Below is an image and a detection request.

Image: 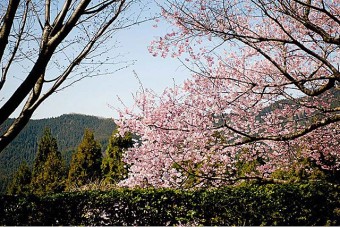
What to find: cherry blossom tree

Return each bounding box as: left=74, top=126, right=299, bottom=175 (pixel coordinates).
left=118, top=0, right=340, bottom=188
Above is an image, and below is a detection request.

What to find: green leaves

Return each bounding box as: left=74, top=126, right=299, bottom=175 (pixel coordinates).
left=30, top=128, right=66, bottom=195
left=67, top=129, right=102, bottom=190
left=1, top=183, right=340, bottom=225
left=101, top=129, right=133, bottom=184
left=6, top=161, right=32, bottom=195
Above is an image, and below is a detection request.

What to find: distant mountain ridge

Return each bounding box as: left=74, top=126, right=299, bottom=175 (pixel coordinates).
left=0, top=114, right=117, bottom=193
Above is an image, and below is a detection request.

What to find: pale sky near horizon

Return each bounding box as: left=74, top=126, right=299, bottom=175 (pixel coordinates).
left=7, top=1, right=190, bottom=120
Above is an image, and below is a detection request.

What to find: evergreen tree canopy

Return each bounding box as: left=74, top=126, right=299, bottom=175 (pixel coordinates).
left=67, top=129, right=102, bottom=189
left=31, top=128, right=66, bottom=195
left=32, top=128, right=58, bottom=173
left=0, top=114, right=116, bottom=194
left=102, top=129, right=134, bottom=184
left=6, top=161, right=31, bottom=195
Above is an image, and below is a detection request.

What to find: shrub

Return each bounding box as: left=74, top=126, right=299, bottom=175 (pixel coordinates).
left=1, top=183, right=339, bottom=225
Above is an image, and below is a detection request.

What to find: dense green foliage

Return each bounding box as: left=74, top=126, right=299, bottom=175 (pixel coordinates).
left=0, top=183, right=339, bottom=225
left=6, top=162, right=32, bottom=195
left=6, top=127, right=129, bottom=195
left=31, top=129, right=65, bottom=194
left=67, top=129, right=102, bottom=189
left=30, top=129, right=66, bottom=195
left=102, top=129, right=133, bottom=184
left=0, top=114, right=116, bottom=193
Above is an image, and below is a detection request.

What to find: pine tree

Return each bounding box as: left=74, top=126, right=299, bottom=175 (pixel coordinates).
left=31, top=128, right=66, bottom=195
left=101, top=129, right=133, bottom=184
left=67, top=129, right=102, bottom=189
left=32, top=128, right=58, bottom=172
left=7, top=161, right=32, bottom=195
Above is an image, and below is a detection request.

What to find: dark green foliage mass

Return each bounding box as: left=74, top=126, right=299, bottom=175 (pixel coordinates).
left=0, top=114, right=116, bottom=194
left=102, top=129, right=133, bottom=184
left=6, top=161, right=32, bottom=195
left=32, top=128, right=58, bottom=173
left=0, top=183, right=339, bottom=226
left=67, top=129, right=102, bottom=189
left=30, top=129, right=66, bottom=195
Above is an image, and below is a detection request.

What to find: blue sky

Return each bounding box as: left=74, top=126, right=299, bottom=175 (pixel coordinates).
left=8, top=2, right=190, bottom=120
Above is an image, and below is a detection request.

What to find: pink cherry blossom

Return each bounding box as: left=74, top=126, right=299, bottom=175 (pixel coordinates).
left=118, top=0, right=340, bottom=188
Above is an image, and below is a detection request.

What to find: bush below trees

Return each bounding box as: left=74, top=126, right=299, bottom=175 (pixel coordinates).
left=1, top=183, right=339, bottom=226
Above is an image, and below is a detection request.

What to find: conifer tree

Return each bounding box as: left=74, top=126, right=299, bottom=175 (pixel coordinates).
left=7, top=161, right=32, bottom=195
left=101, top=129, right=133, bottom=184
left=32, top=128, right=58, bottom=172
left=31, top=128, right=66, bottom=195
left=67, top=129, right=102, bottom=189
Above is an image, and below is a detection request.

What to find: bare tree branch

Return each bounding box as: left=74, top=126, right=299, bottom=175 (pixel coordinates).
left=0, top=0, right=143, bottom=152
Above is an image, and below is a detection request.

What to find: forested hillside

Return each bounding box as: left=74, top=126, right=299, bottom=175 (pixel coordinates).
left=0, top=114, right=116, bottom=193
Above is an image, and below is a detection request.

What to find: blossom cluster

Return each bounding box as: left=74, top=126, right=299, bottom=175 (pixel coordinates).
left=117, top=0, right=340, bottom=187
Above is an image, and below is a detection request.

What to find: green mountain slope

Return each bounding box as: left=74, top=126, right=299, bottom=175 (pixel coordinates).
left=0, top=114, right=117, bottom=194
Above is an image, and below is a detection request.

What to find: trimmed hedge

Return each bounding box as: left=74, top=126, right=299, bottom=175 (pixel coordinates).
left=1, top=183, right=340, bottom=225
